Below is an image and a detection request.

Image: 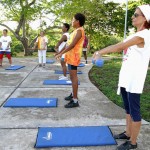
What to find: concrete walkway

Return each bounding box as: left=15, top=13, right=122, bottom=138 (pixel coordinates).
left=0, top=57, right=149, bottom=150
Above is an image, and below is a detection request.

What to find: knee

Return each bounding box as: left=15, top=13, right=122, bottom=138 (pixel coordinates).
left=130, top=111, right=141, bottom=122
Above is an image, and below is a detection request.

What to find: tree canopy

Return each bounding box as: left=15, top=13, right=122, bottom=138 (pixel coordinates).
left=0, top=0, right=149, bottom=55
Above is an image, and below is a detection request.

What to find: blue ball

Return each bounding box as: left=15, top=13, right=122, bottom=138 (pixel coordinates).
left=92, top=59, right=95, bottom=64
left=95, top=59, right=104, bottom=67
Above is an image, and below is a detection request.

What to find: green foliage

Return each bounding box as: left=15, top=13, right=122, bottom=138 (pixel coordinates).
left=1, top=0, right=149, bottom=55
left=89, top=58, right=150, bottom=122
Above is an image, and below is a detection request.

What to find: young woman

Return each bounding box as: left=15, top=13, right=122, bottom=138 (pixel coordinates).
left=55, top=13, right=85, bottom=108
left=54, top=23, right=70, bottom=80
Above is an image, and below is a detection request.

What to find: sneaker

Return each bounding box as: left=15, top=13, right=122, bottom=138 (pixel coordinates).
left=64, top=100, right=79, bottom=108
left=116, top=141, right=137, bottom=150
left=59, top=75, right=65, bottom=79
left=59, top=76, right=68, bottom=80
left=114, top=131, right=130, bottom=140
left=43, top=64, right=46, bottom=68
left=39, top=64, right=42, bottom=67
left=64, top=93, right=73, bottom=101
left=10, top=64, right=14, bottom=67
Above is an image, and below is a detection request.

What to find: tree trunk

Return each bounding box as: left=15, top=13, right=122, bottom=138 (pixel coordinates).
left=21, top=37, right=31, bottom=56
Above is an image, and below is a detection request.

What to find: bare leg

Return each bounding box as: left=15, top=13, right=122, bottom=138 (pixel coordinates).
left=125, top=114, right=132, bottom=137
left=69, top=69, right=78, bottom=99
left=8, top=58, right=12, bottom=65
left=0, top=59, right=2, bottom=66
left=130, top=121, right=141, bottom=145
left=83, top=51, right=87, bottom=61
left=61, top=61, right=67, bottom=77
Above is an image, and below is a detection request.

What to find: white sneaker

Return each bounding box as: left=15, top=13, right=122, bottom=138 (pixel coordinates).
left=59, top=75, right=65, bottom=79
left=59, top=76, right=68, bottom=80
left=10, top=64, right=14, bottom=67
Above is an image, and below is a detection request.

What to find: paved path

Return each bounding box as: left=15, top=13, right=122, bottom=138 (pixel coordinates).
left=0, top=58, right=149, bottom=150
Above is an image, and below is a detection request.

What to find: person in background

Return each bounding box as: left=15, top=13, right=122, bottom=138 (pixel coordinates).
left=55, top=13, right=85, bottom=108
left=34, top=31, right=48, bottom=67
left=82, top=33, right=89, bottom=64
left=93, top=4, right=150, bottom=150
left=54, top=23, right=70, bottom=80
left=0, top=29, right=13, bottom=67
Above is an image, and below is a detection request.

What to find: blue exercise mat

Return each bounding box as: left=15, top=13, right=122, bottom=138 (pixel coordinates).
left=3, top=98, right=57, bottom=107
left=46, top=60, right=55, bottom=64
left=55, top=70, right=83, bottom=74
left=78, top=63, right=85, bottom=67
left=35, top=126, right=117, bottom=148
left=43, top=80, right=80, bottom=85
left=5, top=65, right=25, bottom=70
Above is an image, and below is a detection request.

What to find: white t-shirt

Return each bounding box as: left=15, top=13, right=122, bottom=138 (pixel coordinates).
left=58, top=32, right=70, bottom=58
left=118, top=29, right=150, bottom=94
left=0, top=36, right=12, bottom=52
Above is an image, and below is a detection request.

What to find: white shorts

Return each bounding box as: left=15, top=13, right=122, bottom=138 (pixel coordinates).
left=82, top=48, right=87, bottom=51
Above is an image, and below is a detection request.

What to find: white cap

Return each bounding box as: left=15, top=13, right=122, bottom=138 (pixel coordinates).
left=138, top=5, right=150, bottom=22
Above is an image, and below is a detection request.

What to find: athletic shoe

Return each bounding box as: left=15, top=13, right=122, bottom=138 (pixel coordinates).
left=10, top=64, right=14, bottom=67
left=59, top=76, right=68, bottom=80
left=59, top=75, right=65, bottom=79
left=64, top=100, right=79, bottom=108
left=39, top=64, right=42, bottom=67
left=116, top=141, right=137, bottom=150
left=64, top=93, right=73, bottom=101
left=114, top=131, right=130, bottom=140
left=43, top=64, right=46, bottom=68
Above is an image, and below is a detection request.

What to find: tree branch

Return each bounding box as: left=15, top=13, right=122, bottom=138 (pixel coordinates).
left=29, top=0, right=36, bottom=6
left=29, top=35, right=38, bottom=47
left=15, top=14, right=24, bottom=35
left=0, top=23, right=21, bottom=40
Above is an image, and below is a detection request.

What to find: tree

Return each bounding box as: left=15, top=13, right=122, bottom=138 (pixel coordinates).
left=0, top=0, right=57, bottom=56
left=49, top=0, right=125, bottom=49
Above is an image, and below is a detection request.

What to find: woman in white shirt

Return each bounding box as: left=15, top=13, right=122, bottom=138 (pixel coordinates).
left=34, top=31, right=48, bottom=67
left=93, top=4, right=150, bottom=150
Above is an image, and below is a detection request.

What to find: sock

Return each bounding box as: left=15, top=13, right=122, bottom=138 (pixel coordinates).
left=73, top=99, right=78, bottom=103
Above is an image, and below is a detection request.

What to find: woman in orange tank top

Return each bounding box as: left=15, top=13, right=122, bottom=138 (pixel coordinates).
left=55, top=13, right=85, bottom=108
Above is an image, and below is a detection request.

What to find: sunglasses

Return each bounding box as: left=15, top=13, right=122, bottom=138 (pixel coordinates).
left=133, top=13, right=144, bottom=18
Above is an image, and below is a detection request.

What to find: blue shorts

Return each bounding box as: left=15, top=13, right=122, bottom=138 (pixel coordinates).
left=68, top=64, right=77, bottom=70
left=121, top=87, right=141, bottom=122
left=0, top=51, right=11, bottom=54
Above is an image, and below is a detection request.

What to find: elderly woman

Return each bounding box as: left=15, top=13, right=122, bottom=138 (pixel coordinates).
left=93, top=4, right=150, bottom=150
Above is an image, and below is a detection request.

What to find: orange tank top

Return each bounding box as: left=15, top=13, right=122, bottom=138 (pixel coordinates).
left=65, top=27, right=85, bottom=66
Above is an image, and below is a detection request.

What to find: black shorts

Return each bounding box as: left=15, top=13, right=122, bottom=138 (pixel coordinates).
left=68, top=64, right=77, bottom=70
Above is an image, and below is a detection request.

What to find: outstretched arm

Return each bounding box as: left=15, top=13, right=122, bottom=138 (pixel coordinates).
left=93, top=36, right=144, bottom=59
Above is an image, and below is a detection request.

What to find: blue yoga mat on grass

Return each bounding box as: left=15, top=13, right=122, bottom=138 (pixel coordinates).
left=46, top=60, right=55, bottom=64
left=35, top=126, right=117, bottom=148
left=5, top=65, right=25, bottom=70
left=78, top=63, right=85, bottom=67
left=43, top=80, right=80, bottom=85
left=55, top=70, right=83, bottom=74
left=3, top=98, right=57, bottom=107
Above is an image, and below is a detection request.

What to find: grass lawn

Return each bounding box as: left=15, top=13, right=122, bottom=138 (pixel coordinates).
left=89, top=58, right=150, bottom=122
